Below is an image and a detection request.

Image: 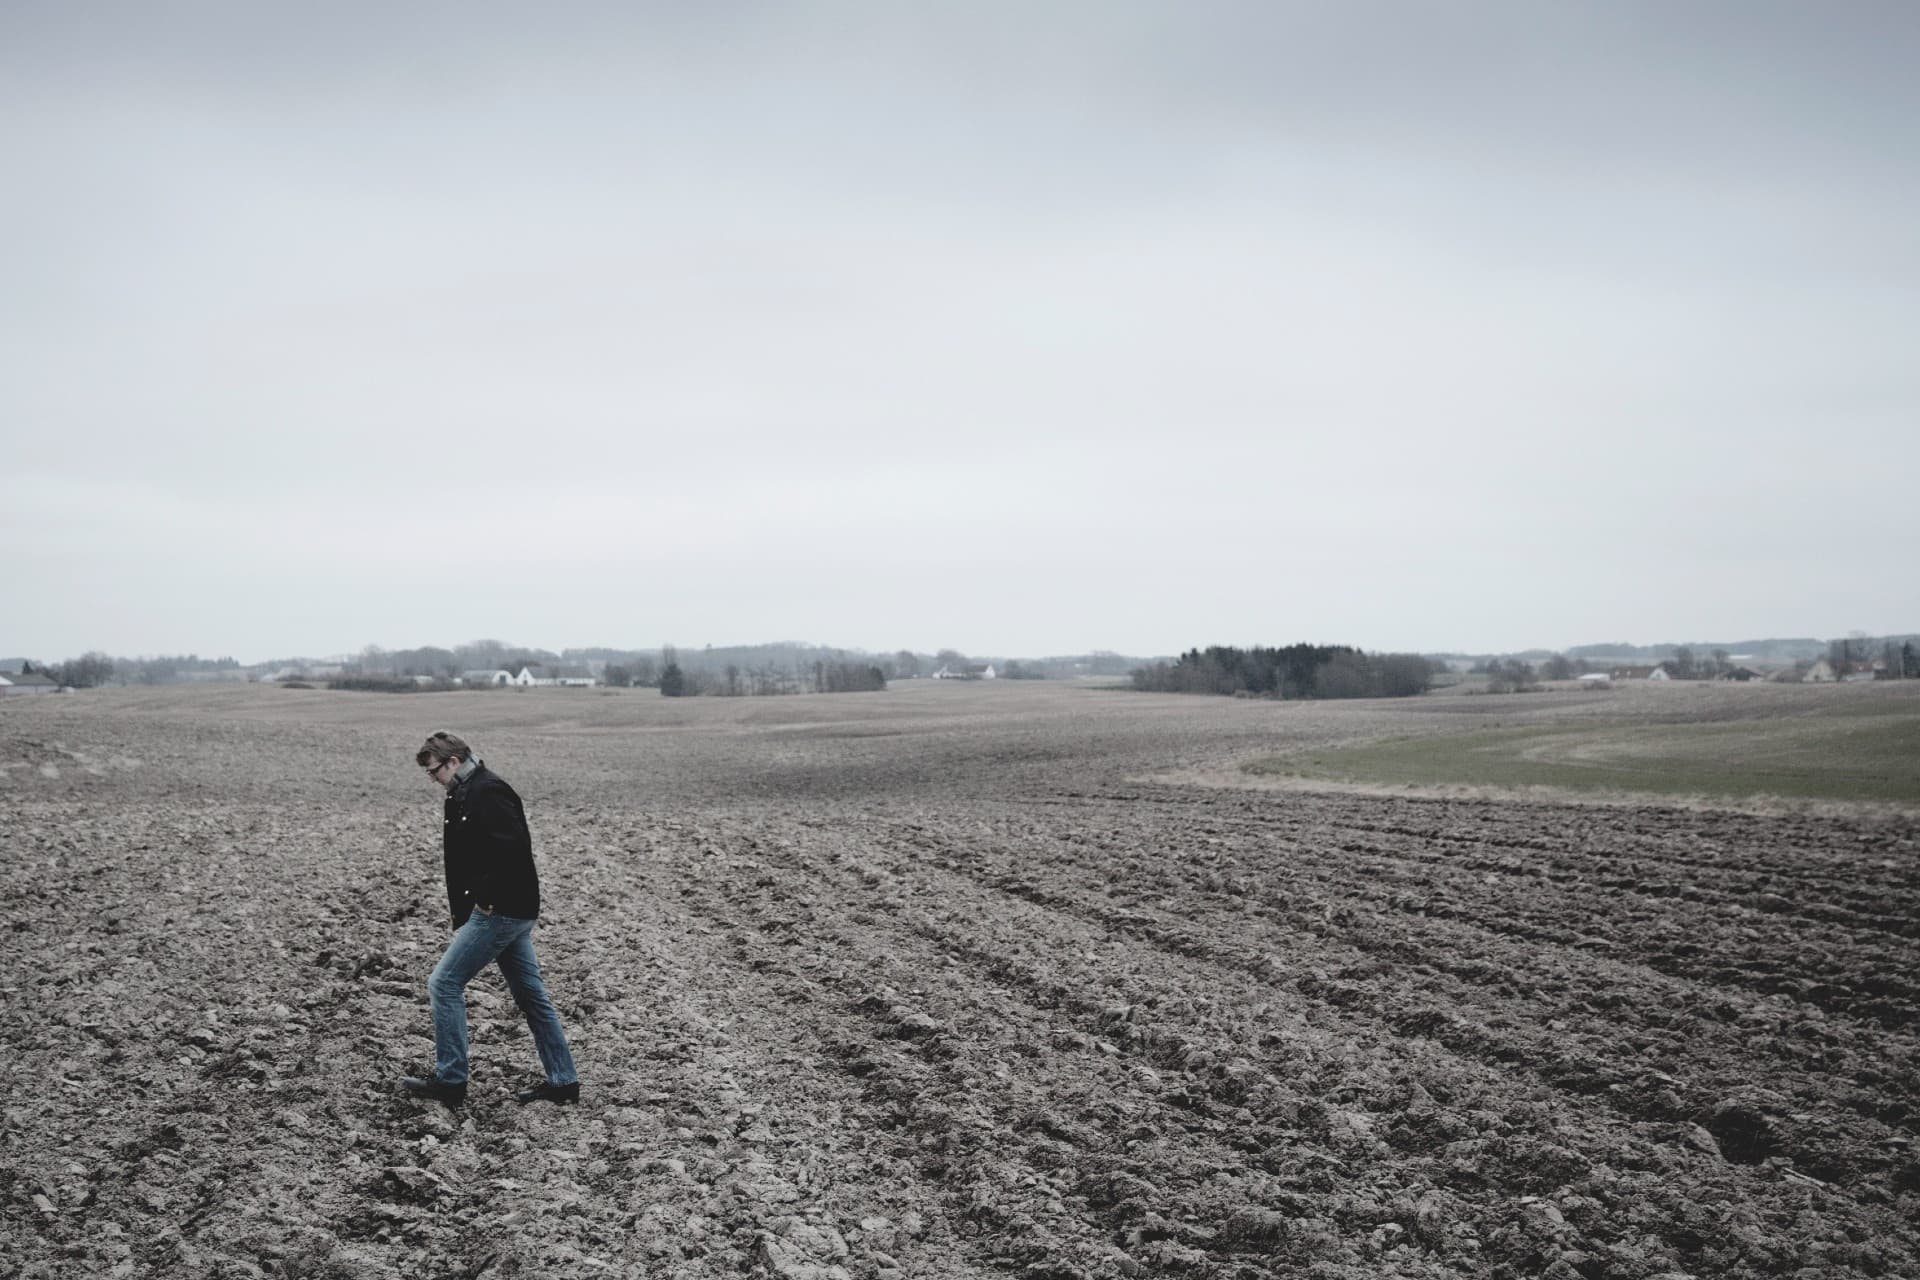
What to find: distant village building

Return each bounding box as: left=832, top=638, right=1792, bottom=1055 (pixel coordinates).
left=0, top=669, right=60, bottom=696
left=1646, top=666, right=1672, bottom=681
left=461, top=669, right=513, bottom=687
left=513, top=665, right=597, bottom=687
left=1576, top=672, right=1613, bottom=686
left=1609, top=665, right=1658, bottom=681
left=1718, top=666, right=1762, bottom=682
left=1805, top=659, right=1837, bottom=683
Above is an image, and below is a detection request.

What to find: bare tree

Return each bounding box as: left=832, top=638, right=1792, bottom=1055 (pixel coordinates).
left=1485, top=658, right=1538, bottom=694
left=57, top=651, right=116, bottom=688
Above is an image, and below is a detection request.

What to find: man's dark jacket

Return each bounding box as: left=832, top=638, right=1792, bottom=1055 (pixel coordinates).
left=443, top=763, right=541, bottom=926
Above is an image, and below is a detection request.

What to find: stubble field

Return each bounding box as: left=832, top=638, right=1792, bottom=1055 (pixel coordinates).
left=2, top=680, right=1916, bottom=1279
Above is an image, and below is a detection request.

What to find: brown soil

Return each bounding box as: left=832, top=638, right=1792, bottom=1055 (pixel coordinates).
left=2, top=682, right=1915, bottom=1278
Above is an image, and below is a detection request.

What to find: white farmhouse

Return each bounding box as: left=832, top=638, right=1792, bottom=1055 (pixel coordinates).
left=513, top=664, right=596, bottom=687
left=0, top=670, right=60, bottom=696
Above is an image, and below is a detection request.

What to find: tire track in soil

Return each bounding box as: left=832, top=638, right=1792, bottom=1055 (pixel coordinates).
left=879, top=817, right=1920, bottom=1280
left=1076, top=812, right=1920, bottom=1036
left=880, top=816, right=1920, bottom=1275
left=1051, top=786, right=1917, bottom=916
left=1307, top=822, right=1918, bottom=946
left=842, top=806, right=1920, bottom=1185
left=657, top=826, right=1171, bottom=1277
left=1016, top=805, right=1920, bottom=1143
left=1048, top=786, right=1920, bottom=948
left=1009, top=789, right=1920, bottom=1040
left=652, top=807, right=1918, bottom=1280
left=534, top=815, right=1019, bottom=1280
left=657, top=816, right=1498, bottom=1278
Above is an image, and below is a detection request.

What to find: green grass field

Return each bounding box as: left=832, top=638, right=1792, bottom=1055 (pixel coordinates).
left=1245, top=696, right=1920, bottom=805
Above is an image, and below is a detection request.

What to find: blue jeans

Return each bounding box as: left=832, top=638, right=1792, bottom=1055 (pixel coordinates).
left=428, top=911, right=578, bottom=1088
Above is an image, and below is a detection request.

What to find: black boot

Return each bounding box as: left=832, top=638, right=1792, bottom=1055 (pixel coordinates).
left=513, top=1080, right=581, bottom=1106
left=402, top=1074, right=467, bottom=1106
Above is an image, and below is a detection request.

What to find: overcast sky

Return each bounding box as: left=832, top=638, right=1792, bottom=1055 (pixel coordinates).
left=3, top=2, right=1914, bottom=662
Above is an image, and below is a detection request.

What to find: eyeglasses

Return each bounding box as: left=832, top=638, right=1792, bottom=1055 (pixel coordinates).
left=425, top=759, right=450, bottom=777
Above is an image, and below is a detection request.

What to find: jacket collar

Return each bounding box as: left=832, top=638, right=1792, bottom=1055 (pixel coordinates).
left=448, top=758, right=484, bottom=801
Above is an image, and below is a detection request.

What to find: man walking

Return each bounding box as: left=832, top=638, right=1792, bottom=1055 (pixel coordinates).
left=404, top=732, right=581, bottom=1107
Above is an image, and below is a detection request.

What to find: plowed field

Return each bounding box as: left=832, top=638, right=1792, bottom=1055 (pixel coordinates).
left=3, top=682, right=1916, bottom=1279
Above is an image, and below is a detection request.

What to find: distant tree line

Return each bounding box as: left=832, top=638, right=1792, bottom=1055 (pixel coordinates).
left=596, top=659, right=659, bottom=688
left=1482, top=658, right=1541, bottom=693
left=51, top=652, right=115, bottom=688
left=1478, top=646, right=1740, bottom=687
left=28, top=637, right=1174, bottom=691
left=815, top=661, right=887, bottom=693
left=1476, top=637, right=1920, bottom=687
left=1666, top=647, right=1733, bottom=680
left=652, top=647, right=885, bottom=697
left=31, top=652, right=240, bottom=688
left=1130, top=645, right=1436, bottom=699
left=1830, top=636, right=1920, bottom=679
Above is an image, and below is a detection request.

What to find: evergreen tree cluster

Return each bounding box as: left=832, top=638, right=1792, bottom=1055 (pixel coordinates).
left=1130, top=645, right=1435, bottom=700
left=814, top=661, right=887, bottom=693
